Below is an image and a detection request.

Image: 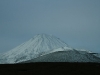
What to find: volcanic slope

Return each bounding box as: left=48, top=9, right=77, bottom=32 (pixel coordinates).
left=0, top=34, right=68, bottom=63
left=23, top=47, right=100, bottom=63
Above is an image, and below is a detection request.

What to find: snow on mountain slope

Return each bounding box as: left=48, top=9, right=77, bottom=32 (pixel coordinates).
left=39, top=47, right=73, bottom=56
left=23, top=49, right=100, bottom=63
left=0, top=34, right=100, bottom=64
left=0, top=34, right=69, bottom=63
left=75, top=49, right=92, bottom=53
left=93, top=53, right=100, bottom=58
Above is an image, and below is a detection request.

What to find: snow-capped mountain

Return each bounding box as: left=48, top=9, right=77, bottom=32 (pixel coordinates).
left=0, top=34, right=100, bottom=64
left=0, top=34, right=68, bottom=63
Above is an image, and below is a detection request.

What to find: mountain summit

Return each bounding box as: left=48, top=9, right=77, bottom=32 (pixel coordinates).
left=0, top=34, right=100, bottom=63
left=0, top=34, right=68, bottom=63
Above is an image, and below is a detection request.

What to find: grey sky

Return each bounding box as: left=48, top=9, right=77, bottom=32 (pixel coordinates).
left=0, top=0, right=100, bottom=53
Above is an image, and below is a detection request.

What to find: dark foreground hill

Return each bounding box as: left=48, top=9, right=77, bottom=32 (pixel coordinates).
left=23, top=50, right=100, bottom=63
left=0, top=62, right=100, bottom=75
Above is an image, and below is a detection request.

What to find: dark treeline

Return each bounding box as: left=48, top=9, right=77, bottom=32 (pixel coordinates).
left=0, top=62, right=100, bottom=75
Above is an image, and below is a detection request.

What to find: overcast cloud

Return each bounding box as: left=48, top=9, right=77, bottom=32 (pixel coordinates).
left=0, top=0, right=100, bottom=53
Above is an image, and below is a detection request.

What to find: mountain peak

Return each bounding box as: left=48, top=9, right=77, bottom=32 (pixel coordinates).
left=32, top=34, right=56, bottom=39
left=1, top=34, right=68, bottom=63
left=30, top=34, right=68, bottom=47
